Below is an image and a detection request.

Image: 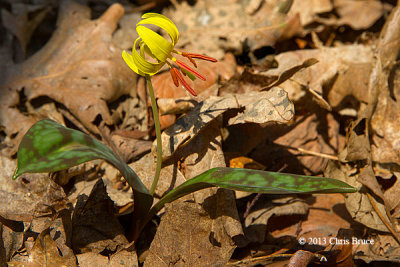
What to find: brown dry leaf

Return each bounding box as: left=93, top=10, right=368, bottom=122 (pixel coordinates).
left=324, top=161, right=389, bottom=233
left=0, top=1, right=134, bottom=151
left=0, top=152, right=69, bottom=224
left=76, top=252, right=109, bottom=266
left=327, top=62, right=371, bottom=109
left=111, top=134, right=151, bottom=163
left=157, top=97, right=197, bottom=116
left=71, top=179, right=128, bottom=254
left=354, top=234, right=400, bottom=263
left=109, top=249, right=139, bottom=267
left=322, top=229, right=355, bottom=266
left=249, top=113, right=342, bottom=174
left=129, top=153, right=187, bottom=198
left=297, top=194, right=352, bottom=241
left=144, top=201, right=236, bottom=267
left=8, top=228, right=76, bottom=267
left=383, top=173, right=400, bottom=213
left=77, top=249, right=139, bottom=267
left=157, top=87, right=294, bottom=160
left=244, top=196, right=308, bottom=244
left=329, top=0, right=385, bottom=30
left=325, top=5, right=400, bottom=244
left=262, top=58, right=319, bottom=90
left=288, top=0, right=333, bottom=26
left=1, top=4, right=50, bottom=57
left=0, top=218, right=24, bottom=265
left=370, top=90, right=400, bottom=166
left=165, top=0, right=302, bottom=59
left=259, top=45, right=374, bottom=107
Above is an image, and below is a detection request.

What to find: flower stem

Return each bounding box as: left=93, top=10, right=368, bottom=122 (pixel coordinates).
left=146, top=75, right=162, bottom=196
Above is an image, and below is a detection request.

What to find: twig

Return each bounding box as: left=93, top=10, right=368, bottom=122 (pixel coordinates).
left=276, top=143, right=340, bottom=161
left=366, top=192, right=400, bottom=245
left=227, top=253, right=293, bottom=266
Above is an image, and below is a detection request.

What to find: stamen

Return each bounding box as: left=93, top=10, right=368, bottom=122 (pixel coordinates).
left=175, top=60, right=206, bottom=81
left=182, top=52, right=197, bottom=68
left=182, top=52, right=217, bottom=63
left=172, top=68, right=197, bottom=96
left=169, top=68, right=179, bottom=87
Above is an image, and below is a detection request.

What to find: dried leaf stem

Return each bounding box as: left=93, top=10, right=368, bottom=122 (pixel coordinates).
left=366, top=193, right=400, bottom=245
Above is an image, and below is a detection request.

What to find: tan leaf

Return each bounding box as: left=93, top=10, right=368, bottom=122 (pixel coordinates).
left=144, top=201, right=236, bottom=267
left=0, top=2, right=134, bottom=151
left=156, top=88, right=294, bottom=160
left=8, top=229, right=76, bottom=267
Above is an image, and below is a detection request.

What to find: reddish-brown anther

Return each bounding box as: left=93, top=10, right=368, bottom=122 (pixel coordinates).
left=169, top=68, right=179, bottom=87
left=175, top=60, right=206, bottom=81
left=170, top=67, right=197, bottom=96
left=181, top=52, right=218, bottom=68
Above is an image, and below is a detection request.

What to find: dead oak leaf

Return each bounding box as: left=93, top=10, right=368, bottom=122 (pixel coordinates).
left=157, top=88, right=294, bottom=160
left=260, top=45, right=374, bottom=107
left=0, top=1, right=135, bottom=147
left=164, top=0, right=301, bottom=59
left=144, top=201, right=236, bottom=267
left=371, top=91, right=400, bottom=166
left=8, top=228, right=76, bottom=267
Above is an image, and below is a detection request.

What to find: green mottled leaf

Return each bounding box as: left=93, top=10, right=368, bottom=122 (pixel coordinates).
left=13, top=119, right=153, bottom=223
left=148, top=167, right=357, bottom=219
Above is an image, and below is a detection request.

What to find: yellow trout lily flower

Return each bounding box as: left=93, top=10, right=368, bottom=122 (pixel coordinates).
left=122, top=13, right=217, bottom=96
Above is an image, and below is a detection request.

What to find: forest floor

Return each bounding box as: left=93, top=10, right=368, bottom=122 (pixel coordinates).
left=1, top=0, right=400, bottom=266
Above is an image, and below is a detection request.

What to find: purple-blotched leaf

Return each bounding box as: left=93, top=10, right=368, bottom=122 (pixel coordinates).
left=147, top=167, right=357, bottom=222
left=13, top=119, right=153, bottom=223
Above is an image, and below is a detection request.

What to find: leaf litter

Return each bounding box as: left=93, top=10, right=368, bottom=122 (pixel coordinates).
left=1, top=0, right=400, bottom=265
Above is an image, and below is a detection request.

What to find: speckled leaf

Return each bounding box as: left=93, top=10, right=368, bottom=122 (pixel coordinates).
left=13, top=119, right=153, bottom=223
left=149, top=167, right=357, bottom=217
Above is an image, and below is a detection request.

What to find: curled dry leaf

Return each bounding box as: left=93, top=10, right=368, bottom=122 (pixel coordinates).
left=325, top=161, right=390, bottom=233
left=72, top=179, right=128, bottom=254
left=326, top=0, right=386, bottom=30
left=156, top=87, right=294, bottom=160
left=0, top=218, right=24, bottom=264
left=0, top=1, right=134, bottom=151
left=288, top=0, right=333, bottom=26
left=260, top=45, right=374, bottom=108
left=371, top=91, right=400, bottom=166
left=249, top=112, right=343, bottom=174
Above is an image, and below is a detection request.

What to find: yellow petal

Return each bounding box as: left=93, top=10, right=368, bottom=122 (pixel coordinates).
left=138, top=13, right=179, bottom=45
left=122, top=50, right=143, bottom=75
left=122, top=39, right=165, bottom=76
left=137, top=26, right=173, bottom=62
